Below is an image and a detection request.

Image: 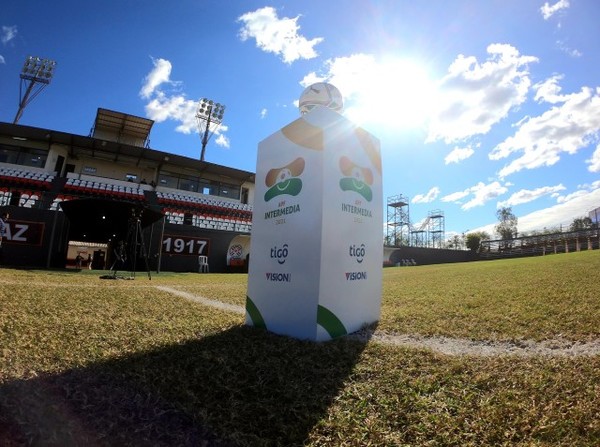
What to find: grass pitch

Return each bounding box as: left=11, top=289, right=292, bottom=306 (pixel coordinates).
left=1, top=251, right=599, bottom=446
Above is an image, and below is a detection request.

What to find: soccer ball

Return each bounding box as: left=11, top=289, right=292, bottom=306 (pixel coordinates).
left=298, top=82, right=344, bottom=115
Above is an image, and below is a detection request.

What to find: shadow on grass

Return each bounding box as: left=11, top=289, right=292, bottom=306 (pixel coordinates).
left=0, top=325, right=371, bottom=446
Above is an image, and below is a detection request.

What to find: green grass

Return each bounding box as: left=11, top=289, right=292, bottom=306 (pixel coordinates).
left=140, top=251, right=600, bottom=342
left=0, top=251, right=599, bottom=446
left=164, top=273, right=250, bottom=306
left=0, top=274, right=238, bottom=379
left=379, top=251, right=600, bottom=341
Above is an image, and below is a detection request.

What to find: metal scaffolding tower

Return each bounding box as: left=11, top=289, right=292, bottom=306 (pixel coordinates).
left=428, top=209, right=445, bottom=248
left=410, top=217, right=428, bottom=247
left=386, top=194, right=410, bottom=246
left=387, top=195, right=446, bottom=248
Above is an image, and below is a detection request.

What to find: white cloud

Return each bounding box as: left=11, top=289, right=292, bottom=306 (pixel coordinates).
left=471, top=182, right=600, bottom=235
left=587, top=144, right=600, bottom=172
left=426, top=44, right=537, bottom=143
left=442, top=181, right=508, bottom=210
left=1, top=25, right=17, bottom=44
left=300, top=53, right=374, bottom=94
left=0, top=55, right=5, bottom=64
left=140, top=58, right=229, bottom=142
left=144, top=93, right=199, bottom=134
left=532, top=74, right=567, bottom=103
left=444, top=145, right=476, bottom=164
left=517, top=184, right=600, bottom=232
left=463, top=182, right=509, bottom=210
left=412, top=187, right=440, bottom=204
left=557, top=40, right=582, bottom=58
left=260, top=108, right=268, bottom=119
left=441, top=190, right=470, bottom=203
left=540, top=0, right=570, bottom=20
left=237, top=7, right=323, bottom=64
left=490, top=82, right=600, bottom=177
left=555, top=189, right=589, bottom=204
left=215, top=133, right=230, bottom=149
left=140, top=57, right=174, bottom=99
left=497, top=184, right=566, bottom=208
left=300, top=71, right=327, bottom=88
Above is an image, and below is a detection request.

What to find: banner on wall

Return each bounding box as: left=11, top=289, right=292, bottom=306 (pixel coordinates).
left=246, top=104, right=383, bottom=341
left=0, top=220, right=45, bottom=246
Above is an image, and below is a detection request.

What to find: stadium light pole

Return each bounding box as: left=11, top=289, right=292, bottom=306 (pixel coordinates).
left=196, top=98, right=225, bottom=162
left=13, top=56, right=57, bottom=124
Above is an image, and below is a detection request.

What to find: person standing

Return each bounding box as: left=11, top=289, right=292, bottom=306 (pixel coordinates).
left=0, top=212, right=9, bottom=247
left=110, top=241, right=127, bottom=277
left=0, top=212, right=9, bottom=263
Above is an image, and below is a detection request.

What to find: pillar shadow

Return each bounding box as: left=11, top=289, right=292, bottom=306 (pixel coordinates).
left=0, top=325, right=372, bottom=446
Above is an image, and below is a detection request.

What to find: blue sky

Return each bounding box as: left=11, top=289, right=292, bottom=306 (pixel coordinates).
left=1, top=0, right=600, bottom=238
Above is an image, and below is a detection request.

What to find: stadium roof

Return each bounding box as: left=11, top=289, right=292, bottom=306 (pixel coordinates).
left=91, top=108, right=154, bottom=147
left=0, top=121, right=255, bottom=184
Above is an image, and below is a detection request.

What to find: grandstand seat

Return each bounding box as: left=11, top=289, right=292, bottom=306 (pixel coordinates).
left=0, top=189, right=10, bottom=206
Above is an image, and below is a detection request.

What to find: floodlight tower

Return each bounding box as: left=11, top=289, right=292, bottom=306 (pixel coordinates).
left=196, top=98, right=225, bottom=161
left=13, top=56, right=57, bottom=124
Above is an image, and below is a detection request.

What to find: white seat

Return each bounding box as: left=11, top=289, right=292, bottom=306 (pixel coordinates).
left=198, top=255, right=209, bottom=273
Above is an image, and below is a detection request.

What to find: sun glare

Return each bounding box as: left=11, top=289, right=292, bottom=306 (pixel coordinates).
left=344, top=58, right=435, bottom=131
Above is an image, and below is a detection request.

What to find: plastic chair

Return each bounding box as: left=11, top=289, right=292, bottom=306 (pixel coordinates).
left=198, top=256, right=209, bottom=273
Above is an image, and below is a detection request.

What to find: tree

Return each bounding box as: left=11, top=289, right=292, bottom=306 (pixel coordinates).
left=384, top=234, right=393, bottom=246
left=569, top=216, right=593, bottom=232
left=447, top=234, right=462, bottom=249
left=495, top=207, right=518, bottom=246
left=466, top=231, right=491, bottom=252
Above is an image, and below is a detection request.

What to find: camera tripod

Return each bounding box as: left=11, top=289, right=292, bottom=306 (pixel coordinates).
left=126, top=210, right=152, bottom=280
left=109, top=209, right=151, bottom=280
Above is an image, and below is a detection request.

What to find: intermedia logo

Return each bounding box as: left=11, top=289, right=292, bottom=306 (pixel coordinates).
left=345, top=271, right=367, bottom=281
left=265, top=272, right=291, bottom=282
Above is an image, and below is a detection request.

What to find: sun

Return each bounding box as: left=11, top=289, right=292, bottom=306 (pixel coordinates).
left=343, top=58, right=435, bottom=131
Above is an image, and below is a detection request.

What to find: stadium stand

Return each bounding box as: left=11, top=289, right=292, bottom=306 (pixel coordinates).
left=64, top=178, right=145, bottom=201
left=1, top=111, right=256, bottom=272
left=0, top=166, right=54, bottom=189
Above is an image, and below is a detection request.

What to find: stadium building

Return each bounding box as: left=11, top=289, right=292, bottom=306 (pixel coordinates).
left=0, top=108, right=255, bottom=273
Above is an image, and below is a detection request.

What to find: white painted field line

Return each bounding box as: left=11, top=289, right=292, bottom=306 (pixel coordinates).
left=155, top=286, right=600, bottom=357
left=155, top=286, right=245, bottom=315
left=349, top=330, right=600, bottom=357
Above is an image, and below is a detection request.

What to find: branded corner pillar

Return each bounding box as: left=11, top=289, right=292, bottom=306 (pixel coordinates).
left=246, top=105, right=383, bottom=341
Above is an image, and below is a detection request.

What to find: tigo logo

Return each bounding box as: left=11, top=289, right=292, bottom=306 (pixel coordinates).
left=270, top=244, right=289, bottom=264
left=349, top=244, right=365, bottom=263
